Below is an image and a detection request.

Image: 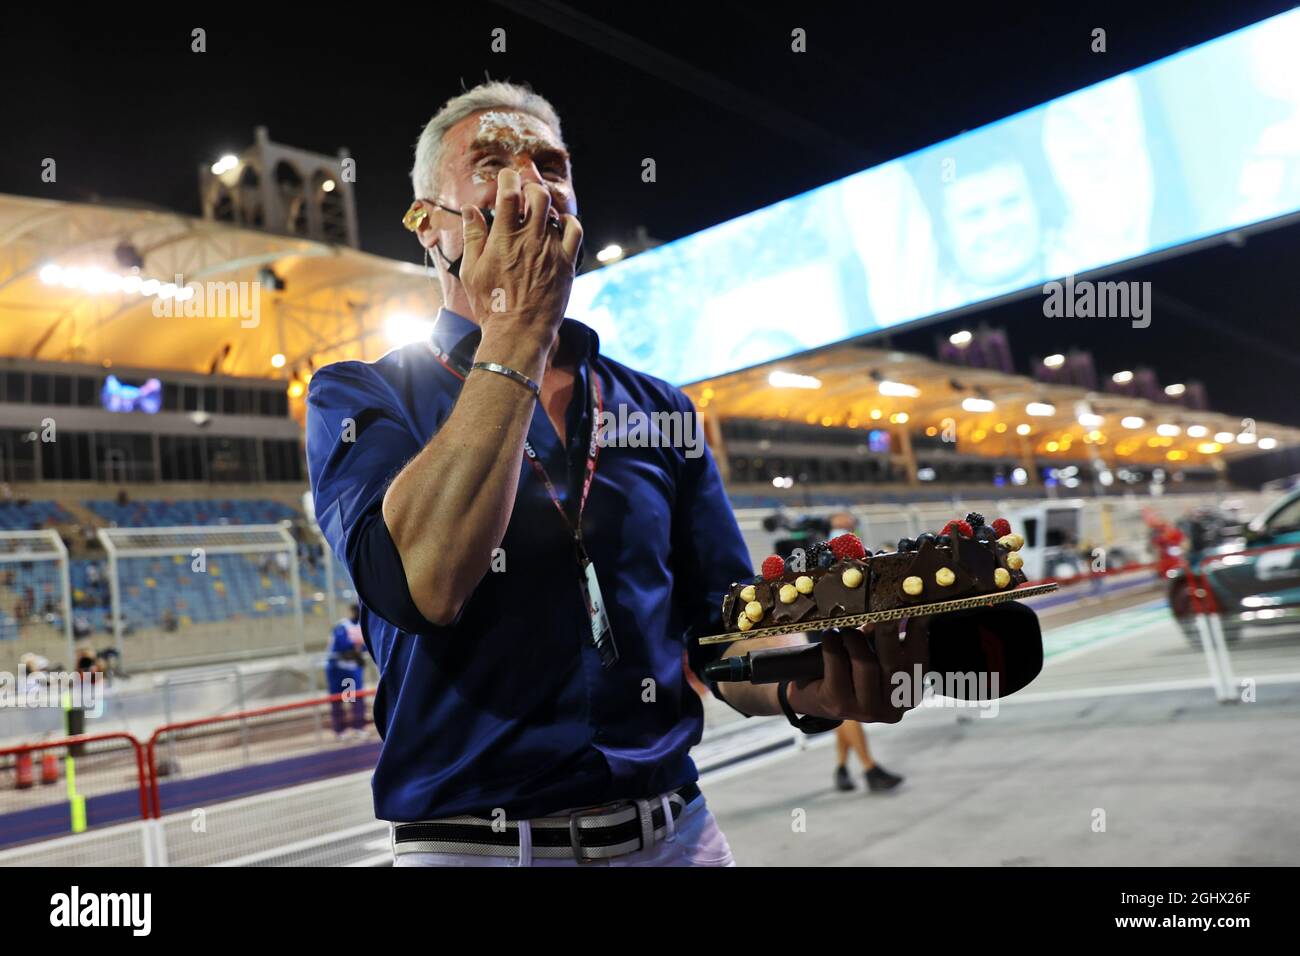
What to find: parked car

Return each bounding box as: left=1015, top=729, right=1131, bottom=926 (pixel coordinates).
left=1168, top=488, right=1300, bottom=644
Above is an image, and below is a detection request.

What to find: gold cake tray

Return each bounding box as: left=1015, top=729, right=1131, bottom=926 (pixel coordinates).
left=697, top=582, right=1059, bottom=646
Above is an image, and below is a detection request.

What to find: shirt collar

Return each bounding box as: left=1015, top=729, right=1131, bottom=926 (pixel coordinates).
left=431, top=307, right=601, bottom=366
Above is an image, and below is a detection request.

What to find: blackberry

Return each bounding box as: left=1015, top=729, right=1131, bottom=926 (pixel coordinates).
left=915, top=532, right=936, bottom=549
left=817, top=550, right=835, bottom=569
left=975, top=525, right=998, bottom=544
left=898, top=537, right=916, bottom=552
left=785, top=553, right=814, bottom=575
left=935, top=534, right=952, bottom=548
left=965, top=512, right=985, bottom=529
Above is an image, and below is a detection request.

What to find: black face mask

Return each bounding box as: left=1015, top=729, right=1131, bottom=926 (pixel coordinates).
left=431, top=203, right=584, bottom=277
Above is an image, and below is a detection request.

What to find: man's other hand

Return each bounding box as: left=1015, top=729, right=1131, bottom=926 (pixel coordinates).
left=786, top=617, right=931, bottom=723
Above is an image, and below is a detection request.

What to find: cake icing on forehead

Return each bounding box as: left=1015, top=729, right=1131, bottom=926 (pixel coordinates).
left=718, top=515, right=1028, bottom=634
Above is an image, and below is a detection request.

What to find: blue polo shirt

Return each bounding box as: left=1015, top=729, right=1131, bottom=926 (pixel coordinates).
left=306, top=307, right=751, bottom=823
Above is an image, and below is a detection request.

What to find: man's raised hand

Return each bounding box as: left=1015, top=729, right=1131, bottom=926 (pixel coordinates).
left=458, top=168, right=583, bottom=361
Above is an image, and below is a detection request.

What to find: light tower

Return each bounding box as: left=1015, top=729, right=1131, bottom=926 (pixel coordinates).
left=199, top=126, right=359, bottom=248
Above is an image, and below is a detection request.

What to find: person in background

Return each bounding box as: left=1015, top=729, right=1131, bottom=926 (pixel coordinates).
left=826, top=512, right=905, bottom=794
left=326, top=603, right=367, bottom=740
left=97, top=647, right=124, bottom=680
left=18, top=653, right=48, bottom=694
left=834, top=720, right=903, bottom=793
left=74, top=643, right=101, bottom=676
left=65, top=644, right=105, bottom=749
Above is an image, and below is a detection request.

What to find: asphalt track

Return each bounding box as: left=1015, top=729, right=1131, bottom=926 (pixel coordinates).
left=7, top=589, right=1296, bottom=866
left=700, top=605, right=1300, bottom=866
left=284, top=598, right=1300, bottom=867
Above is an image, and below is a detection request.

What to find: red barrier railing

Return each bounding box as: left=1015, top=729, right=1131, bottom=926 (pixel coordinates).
left=146, top=688, right=377, bottom=817
left=0, top=732, right=150, bottom=822
left=3, top=687, right=381, bottom=845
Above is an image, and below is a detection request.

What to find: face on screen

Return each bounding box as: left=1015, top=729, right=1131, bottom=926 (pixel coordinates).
left=940, top=161, right=1041, bottom=286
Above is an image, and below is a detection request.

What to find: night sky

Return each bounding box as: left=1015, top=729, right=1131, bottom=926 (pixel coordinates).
left=2, top=1, right=1297, bottom=426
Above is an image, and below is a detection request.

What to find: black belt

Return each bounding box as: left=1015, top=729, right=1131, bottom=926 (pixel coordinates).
left=392, top=783, right=702, bottom=863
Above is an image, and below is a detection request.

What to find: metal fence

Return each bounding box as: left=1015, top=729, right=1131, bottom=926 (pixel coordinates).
left=0, top=530, right=74, bottom=672
left=96, top=524, right=305, bottom=672
left=0, top=689, right=379, bottom=864
left=0, top=732, right=149, bottom=850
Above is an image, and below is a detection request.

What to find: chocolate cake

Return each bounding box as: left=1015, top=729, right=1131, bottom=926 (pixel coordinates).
left=813, top=560, right=868, bottom=617
left=720, top=514, right=1029, bottom=633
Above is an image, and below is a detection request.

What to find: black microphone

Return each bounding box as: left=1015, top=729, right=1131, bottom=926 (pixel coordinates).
left=705, top=642, right=825, bottom=684
left=702, top=601, right=1045, bottom=700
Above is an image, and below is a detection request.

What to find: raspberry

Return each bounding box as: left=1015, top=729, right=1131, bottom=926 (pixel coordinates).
left=942, top=520, right=974, bottom=539
left=830, top=533, right=866, bottom=561
left=761, top=555, right=785, bottom=580
left=991, top=518, right=1012, bottom=537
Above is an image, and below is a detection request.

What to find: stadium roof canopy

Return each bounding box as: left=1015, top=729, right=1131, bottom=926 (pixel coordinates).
left=0, top=193, right=439, bottom=390
left=3, top=193, right=1294, bottom=469
left=682, top=343, right=1300, bottom=469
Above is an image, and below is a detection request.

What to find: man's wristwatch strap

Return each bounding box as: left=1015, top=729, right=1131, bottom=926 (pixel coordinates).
left=777, top=680, right=843, bottom=734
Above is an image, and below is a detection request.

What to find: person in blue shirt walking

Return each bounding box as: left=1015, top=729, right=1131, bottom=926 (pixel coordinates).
left=306, top=81, right=932, bottom=867
left=326, top=603, right=366, bottom=740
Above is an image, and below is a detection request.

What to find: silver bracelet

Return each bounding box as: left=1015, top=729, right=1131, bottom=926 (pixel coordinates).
left=470, top=361, right=541, bottom=399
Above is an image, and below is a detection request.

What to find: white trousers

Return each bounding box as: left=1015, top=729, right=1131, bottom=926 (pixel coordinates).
left=393, top=794, right=736, bottom=867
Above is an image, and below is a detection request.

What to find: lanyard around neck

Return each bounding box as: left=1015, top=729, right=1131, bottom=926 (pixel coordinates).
left=428, top=338, right=603, bottom=563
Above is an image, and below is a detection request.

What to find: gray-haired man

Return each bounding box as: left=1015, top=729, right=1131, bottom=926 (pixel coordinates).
left=306, top=81, right=930, bottom=867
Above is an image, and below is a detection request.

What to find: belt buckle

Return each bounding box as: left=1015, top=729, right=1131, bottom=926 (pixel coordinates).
left=568, top=809, right=595, bottom=864
left=565, top=800, right=625, bottom=864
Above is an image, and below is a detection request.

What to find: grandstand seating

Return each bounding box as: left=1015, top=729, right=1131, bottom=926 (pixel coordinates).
left=0, top=497, right=355, bottom=640
left=83, top=498, right=298, bottom=527
left=0, top=499, right=73, bottom=531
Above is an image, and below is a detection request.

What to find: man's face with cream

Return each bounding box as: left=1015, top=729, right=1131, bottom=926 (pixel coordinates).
left=427, top=109, right=576, bottom=264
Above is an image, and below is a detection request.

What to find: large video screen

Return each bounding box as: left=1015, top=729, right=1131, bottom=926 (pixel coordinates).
left=101, top=374, right=162, bottom=414
left=568, top=10, right=1300, bottom=385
